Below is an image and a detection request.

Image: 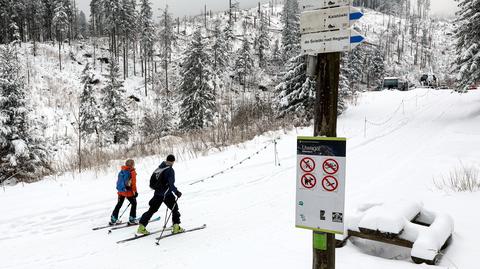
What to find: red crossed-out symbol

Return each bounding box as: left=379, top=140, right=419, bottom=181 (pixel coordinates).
left=322, top=176, right=338, bottom=192
left=301, top=173, right=317, bottom=189
left=322, top=159, right=339, bottom=175
left=300, top=157, right=316, bottom=173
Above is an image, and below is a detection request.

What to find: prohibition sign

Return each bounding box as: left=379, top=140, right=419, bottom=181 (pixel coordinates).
left=322, top=176, right=338, bottom=192
left=301, top=173, right=317, bottom=189
left=300, top=157, right=316, bottom=173
left=322, top=159, right=339, bottom=175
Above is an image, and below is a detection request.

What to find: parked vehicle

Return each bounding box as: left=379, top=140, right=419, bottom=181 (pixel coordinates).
left=382, top=77, right=409, bottom=91
left=420, top=74, right=438, bottom=88
left=469, top=83, right=479, bottom=90
left=438, top=83, right=449, bottom=90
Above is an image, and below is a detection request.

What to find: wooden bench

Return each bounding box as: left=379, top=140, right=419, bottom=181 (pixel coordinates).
left=337, top=203, right=453, bottom=265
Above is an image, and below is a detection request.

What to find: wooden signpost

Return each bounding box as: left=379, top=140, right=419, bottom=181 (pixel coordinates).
left=299, top=0, right=352, bottom=12
left=297, top=1, right=364, bottom=269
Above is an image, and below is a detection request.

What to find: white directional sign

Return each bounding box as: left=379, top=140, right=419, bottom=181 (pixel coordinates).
left=300, top=6, right=363, bottom=33
left=296, top=137, right=346, bottom=234
left=301, top=29, right=365, bottom=54
left=299, top=0, right=351, bottom=12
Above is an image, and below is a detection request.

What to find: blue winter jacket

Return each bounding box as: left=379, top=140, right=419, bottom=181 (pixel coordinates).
left=154, top=161, right=178, bottom=196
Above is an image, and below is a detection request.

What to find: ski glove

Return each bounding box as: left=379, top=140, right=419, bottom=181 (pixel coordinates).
left=175, top=190, right=182, bottom=198
left=134, top=192, right=139, bottom=198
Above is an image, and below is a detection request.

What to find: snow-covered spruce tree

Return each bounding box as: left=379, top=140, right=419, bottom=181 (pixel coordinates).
left=276, top=54, right=315, bottom=125
left=0, top=45, right=51, bottom=182
left=346, top=45, right=365, bottom=89
left=270, top=39, right=282, bottom=67
left=338, top=54, right=352, bottom=114
left=52, top=1, right=70, bottom=70
left=101, top=58, right=133, bottom=144
left=281, top=0, right=300, bottom=61
left=89, top=0, right=104, bottom=36
left=139, top=0, right=155, bottom=64
left=222, top=21, right=235, bottom=53
left=78, top=11, right=88, bottom=38
left=365, top=45, right=385, bottom=89
left=211, top=19, right=229, bottom=75
left=210, top=19, right=230, bottom=93
left=255, top=13, right=270, bottom=68
left=158, top=5, right=176, bottom=95
left=119, top=0, right=137, bottom=78
left=235, top=32, right=254, bottom=89
left=179, top=28, right=216, bottom=131
left=79, top=63, right=102, bottom=139
left=142, top=95, right=174, bottom=140
left=454, top=0, right=480, bottom=92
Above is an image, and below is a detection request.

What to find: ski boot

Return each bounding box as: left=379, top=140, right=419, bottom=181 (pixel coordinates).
left=128, top=217, right=138, bottom=225
left=172, top=224, right=185, bottom=234
left=137, top=224, right=150, bottom=235
left=109, top=216, right=118, bottom=226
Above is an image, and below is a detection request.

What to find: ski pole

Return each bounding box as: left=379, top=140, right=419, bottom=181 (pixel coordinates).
left=155, top=197, right=179, bottom=245
left=118, top=203, right=131, bottom=220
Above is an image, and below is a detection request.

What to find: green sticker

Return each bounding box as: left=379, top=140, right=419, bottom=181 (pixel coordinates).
left=313, top=233, right=327, bottom=250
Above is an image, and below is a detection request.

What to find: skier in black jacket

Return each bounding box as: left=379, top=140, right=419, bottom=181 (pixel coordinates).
left=137, top=154, right=184, bottom=235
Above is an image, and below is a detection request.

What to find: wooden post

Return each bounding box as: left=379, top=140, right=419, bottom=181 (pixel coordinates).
left=314, top=53, right=340, bottom=138
left=312, top=52, right=341, bottom=269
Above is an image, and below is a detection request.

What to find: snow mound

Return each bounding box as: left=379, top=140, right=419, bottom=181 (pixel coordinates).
left=411, top=212, right=454, bottom=261
left=357, top=200, right=422, bottom=234
left=348, top=201, right=454, bottom=264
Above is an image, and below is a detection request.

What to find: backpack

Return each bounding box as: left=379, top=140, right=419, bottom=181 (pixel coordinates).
left=116, top=170, right=132, bottom=192
left=149, top=167, right=169, bottom=190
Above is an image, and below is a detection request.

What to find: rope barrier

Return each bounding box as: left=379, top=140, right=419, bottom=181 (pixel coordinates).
left=188, top=139, right=278, bottom=186
left=363, top=89, right=433, bottom=137
left=365, top=100, right=404, bottom=126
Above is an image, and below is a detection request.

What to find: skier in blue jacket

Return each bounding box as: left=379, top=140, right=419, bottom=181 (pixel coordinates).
left=137, top=154, right=184, bottom=235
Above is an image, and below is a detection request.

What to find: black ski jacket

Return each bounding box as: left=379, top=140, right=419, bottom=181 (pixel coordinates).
left=154, top=161, right=178, bottom=196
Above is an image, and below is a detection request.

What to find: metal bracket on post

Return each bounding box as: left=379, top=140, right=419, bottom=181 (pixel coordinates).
left=307, top=55, right=318, bottom=78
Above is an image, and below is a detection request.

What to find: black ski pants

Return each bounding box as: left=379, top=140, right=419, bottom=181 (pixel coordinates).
left=112, top=195, right=137, bottom=219
left=139, top=194, right=180, bottom=227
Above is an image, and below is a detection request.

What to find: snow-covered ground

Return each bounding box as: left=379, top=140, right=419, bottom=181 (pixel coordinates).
left=1, top=88, right=479, bottom=268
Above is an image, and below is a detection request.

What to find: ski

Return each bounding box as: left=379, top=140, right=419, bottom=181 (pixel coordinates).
left=107, top=216, right=161, bottom=234
left=155, top=224, right=207, bottom=244
left=92, top=221, right=125, bottom=231
left=116, top=226, right=173, bottom=244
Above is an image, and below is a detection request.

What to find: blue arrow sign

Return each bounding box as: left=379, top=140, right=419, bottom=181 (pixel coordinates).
left=349, top=11, right=364, bottom=21
left=350, top=35, right=365, bottom=44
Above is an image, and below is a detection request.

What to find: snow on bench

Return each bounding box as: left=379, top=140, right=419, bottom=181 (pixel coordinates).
left=357, top=200, right=422, bottom=235
left=343, top=201, right=454, bottom=265
left=411, top=211, right=454, bottom=262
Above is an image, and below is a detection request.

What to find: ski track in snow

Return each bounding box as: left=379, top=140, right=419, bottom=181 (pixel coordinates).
left=1, top=88, right=480, bottom=268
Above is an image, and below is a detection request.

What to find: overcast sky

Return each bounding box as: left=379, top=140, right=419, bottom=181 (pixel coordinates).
left=77, top=0, right=459, bottom=20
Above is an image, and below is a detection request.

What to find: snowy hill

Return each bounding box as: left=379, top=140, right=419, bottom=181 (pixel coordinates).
left=1, top=88, right=479, bottom=268
left=4, top=2, right=455, bottom=176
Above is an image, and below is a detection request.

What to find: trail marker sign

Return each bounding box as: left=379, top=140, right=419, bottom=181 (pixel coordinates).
left=299, top=0, right=351, bottom=12
left=296, top=136, right=346, bottom=234
left=301, top=29, right=364, bottom=54
left=300, top=6, right=363, bottom=33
